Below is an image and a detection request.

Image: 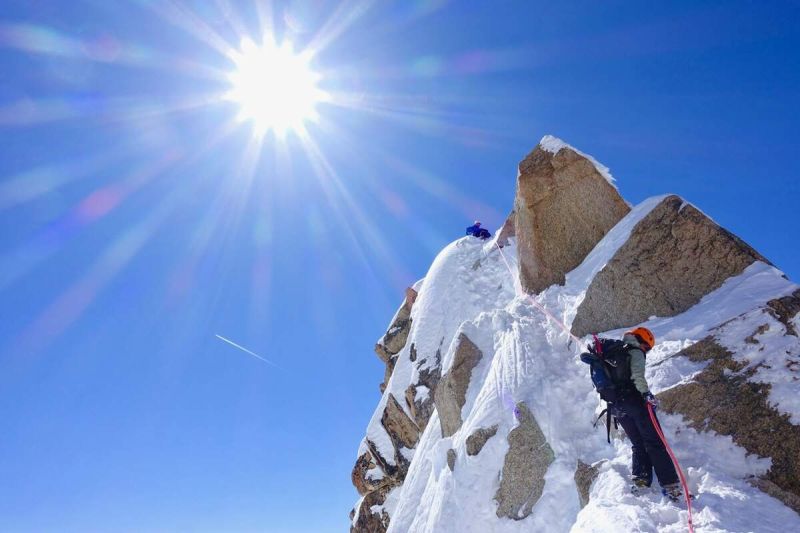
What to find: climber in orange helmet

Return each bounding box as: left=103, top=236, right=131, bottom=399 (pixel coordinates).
left=617, top=327, right=682, bottom=500
left=582, top=326, right=683, bottom=500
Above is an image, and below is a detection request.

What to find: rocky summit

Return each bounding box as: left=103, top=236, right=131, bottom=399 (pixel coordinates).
left=515, top=135, right=630, bottom=294
left=350, top=135, right=800, bottom=532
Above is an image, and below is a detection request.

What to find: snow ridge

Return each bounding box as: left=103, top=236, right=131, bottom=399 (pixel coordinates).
left=364, top=195, right=800, bottom=533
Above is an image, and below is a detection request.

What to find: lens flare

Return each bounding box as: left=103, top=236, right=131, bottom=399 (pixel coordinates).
left=226, top=38, right=328, bottom=136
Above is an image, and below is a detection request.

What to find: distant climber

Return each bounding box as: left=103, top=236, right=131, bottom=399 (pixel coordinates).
left=466, top=220, right=491, bottom=240
left=580, top=327, right=684, bottom=501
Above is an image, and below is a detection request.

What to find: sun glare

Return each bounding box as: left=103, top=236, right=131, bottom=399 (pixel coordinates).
left=226, top=38, right=327, bottom=135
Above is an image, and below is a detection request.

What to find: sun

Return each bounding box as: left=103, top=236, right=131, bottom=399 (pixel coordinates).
left=226, top=38, right=327, bottom=135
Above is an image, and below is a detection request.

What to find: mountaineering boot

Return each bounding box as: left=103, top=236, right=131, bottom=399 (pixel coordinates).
left=630, top=477, right=651, bottom=495
left=662, top=483, right=696, bottom=502
left=661, top=483, right=682, bottom=502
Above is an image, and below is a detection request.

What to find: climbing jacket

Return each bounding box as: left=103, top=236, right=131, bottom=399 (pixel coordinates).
left=466, top=224, right=491, bottom=239
left=622, top=333, right=650, bottom=394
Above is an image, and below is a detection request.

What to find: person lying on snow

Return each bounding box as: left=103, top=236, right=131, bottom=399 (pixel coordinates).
left=466, top=220, right=491, bottom=240
left=581, top=326, right=684, bottom=501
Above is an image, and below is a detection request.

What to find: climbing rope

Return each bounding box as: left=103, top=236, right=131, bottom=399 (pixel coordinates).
left=494, top=242, right=583, bottom=347
left=648, top=403, right=696, bottom=532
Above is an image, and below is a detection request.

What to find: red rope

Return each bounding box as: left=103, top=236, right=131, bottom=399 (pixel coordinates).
left=647, top=403, right=695, bottom=533
left=495, top=242, right=583, bottom=346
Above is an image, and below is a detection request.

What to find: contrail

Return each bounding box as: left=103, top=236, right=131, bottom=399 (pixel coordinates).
left=215, top=334, right=279, bottom=368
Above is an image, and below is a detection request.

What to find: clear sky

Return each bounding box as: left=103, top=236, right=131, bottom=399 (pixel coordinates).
left=1, top=1, right=798, bottom=531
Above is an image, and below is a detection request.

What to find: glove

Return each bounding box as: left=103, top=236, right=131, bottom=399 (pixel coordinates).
left=643, top=392, right=659, bottom=410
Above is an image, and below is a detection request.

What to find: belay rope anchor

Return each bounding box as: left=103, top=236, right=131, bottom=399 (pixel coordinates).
left=493, top=241, right=696, bottom=533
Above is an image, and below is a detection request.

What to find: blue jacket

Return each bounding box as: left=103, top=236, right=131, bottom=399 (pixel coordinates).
left=466, top=225, right=491, bottom=239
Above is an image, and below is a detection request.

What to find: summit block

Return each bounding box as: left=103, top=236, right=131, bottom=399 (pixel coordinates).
left=515, top=137, right=630, bottom=294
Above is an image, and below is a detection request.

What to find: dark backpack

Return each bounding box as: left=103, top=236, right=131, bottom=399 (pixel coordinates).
left=580, top=338, right=634, bottom=403
left=580, top=337, right=636, bottom=442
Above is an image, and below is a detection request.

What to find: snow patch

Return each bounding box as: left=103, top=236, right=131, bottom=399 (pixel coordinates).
left=357, top=438, right=369, bottom=458
left=415, top=385, right=430, bottom=404
left=399, top=446, right=415, bottom=462
left=366, top=418, right=397, bottom=467
left=369, top=485, right=403, bottom=522
left=715, top=306, right=800, bottom=423
left=539, top=134, right=617, bottom=189
left=366, top=467, right=385, bottom=482
left=611, top=261, right=795, bottom=344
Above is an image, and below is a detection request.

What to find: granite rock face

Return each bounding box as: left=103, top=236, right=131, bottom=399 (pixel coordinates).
left=403, top=343, right=442, bottom=431
left=404, top=383, right=434, bottom=432
left=350, top=483, right=395, bottom=533
left=572, top=195, right=768, bottom=336
left=447, top=449, right=457, bottom=472
left=376, top=287, right=418, bottom=394
left=514, top=141, right=629, bottom=294
left=658, top=295, right=800, bottom=513
left=494, top=403, right=555, bottom=519
left=382, top=394, right=420, bottom=455
left=352, top=447, right=389, bottom=496
left=376, top=287, right=417, bottom=360
left=574, top=461, right=601, bottom=509
left=352, top=288, right=420, bottom=533
left=496, top=211, right=516, bottom=248
left=466, top=425, right=498, bottom=456
left=767, top=288, right=800, bottom=336
left=434, top=333, right=484, bottom=438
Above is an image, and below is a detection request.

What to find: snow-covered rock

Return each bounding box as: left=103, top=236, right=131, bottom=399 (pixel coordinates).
left=538, top=134, right=617, bottom=188
left=658, top=290, right=800, bottom=513
left=434, top=332, right=484, bottom=438
left=495, top=210, right=515, bottom=249
left=375, top=286, right=419, bottom=394
left=350, top=236, right=517, bottom=531
left=352, top=441, right=388, bottom=496
left=351, top=138, right=800, bottom=532
left=466, top=425, right=498, bottom=457
left=494, top=402, right=555, bottom=520
left=515, top=135, right=630, bottom=294
left=572, top=194, right=769, bottom=337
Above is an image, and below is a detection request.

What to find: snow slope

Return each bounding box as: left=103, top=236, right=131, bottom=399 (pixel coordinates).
left=364, top=236, right=517, bottom=468
left=365, top=196, right=800, bottom=532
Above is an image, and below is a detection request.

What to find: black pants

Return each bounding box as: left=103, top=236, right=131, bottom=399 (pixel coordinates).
left=614, top=394, right=678, bottom=487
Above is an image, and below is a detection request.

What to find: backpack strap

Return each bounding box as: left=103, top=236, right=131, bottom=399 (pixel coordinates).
left=593, top=405, right=613, bottom=444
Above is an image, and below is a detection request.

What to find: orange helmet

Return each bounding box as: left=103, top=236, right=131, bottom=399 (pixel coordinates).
left=627, top=326, right=655, bottom=351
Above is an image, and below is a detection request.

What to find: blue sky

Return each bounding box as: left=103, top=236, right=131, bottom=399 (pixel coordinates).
left=0, top=1, right=798, bottom=531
